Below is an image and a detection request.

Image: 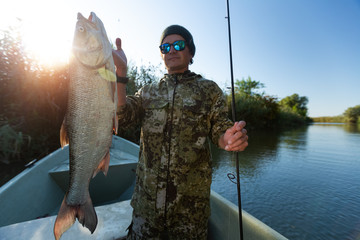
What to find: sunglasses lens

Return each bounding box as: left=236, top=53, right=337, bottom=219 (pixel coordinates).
left=174, top=40, right=185, bottom=51
left=160, top=43, right=170, bottom=54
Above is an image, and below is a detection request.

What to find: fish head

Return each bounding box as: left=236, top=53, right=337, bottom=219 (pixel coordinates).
left=72, top=12, right=112, bottom=68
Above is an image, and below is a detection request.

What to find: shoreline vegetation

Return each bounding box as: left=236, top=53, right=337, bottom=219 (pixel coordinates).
left=312, top=116, right=347, bottom=123
left=1, top=26, right=359, bottom=186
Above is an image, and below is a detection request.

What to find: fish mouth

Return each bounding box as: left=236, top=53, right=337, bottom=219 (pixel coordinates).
left=88, top=12, right=97, bottom=23
left=77, top=12, right=97, bottom=24
left=73, top=12, right=111, bottom=68
left=75, top=12, right=103, bottom=53
left=76, top=12, right=99, bottom=32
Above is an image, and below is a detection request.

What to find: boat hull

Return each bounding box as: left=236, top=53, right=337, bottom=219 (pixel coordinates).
left=0, top=136, right=287, bottom=239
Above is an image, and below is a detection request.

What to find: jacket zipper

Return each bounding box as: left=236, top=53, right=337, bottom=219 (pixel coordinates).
left=164, top=75, right=178, bottom=228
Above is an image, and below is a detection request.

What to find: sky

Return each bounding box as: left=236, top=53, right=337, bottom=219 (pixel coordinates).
left=1, top=0, right=359, bottom=117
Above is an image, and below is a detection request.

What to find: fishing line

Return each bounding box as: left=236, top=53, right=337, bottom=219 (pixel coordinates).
left=225, top=0, right=244, bottom=239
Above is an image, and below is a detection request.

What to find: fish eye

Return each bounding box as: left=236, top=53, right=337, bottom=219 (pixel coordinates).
left=78, top=26, right=85, bottom=32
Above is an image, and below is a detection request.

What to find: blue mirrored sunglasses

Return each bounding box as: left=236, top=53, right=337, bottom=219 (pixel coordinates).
left=159, top=40, right=186, bottom=54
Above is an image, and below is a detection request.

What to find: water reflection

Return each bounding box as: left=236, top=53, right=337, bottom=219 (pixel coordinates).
left=211, top=129, right=283, bottom=178
left=278, top=126, right=309, bottom=149
left=312, top=122, right=360, bottom=133
left=211, top=124, right=360, bottom=240
left=343, top=123, right=360, bottom=133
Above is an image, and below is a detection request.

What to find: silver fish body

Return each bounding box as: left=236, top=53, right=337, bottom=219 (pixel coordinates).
left=54, top=12, right=117, bottom=240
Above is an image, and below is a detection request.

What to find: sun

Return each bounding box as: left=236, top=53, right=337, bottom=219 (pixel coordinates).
left=0, top=0, right=78, bottom=68
left=23, top=32, right=72, bottom=67
left=22, top=18, right=74, bottom=67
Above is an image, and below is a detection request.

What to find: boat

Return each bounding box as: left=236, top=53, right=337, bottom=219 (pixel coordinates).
left=0, top=136, right=287, bottom=240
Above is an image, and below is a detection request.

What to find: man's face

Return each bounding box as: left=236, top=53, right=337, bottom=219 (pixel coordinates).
left=161, top=34, right=193, bottom=74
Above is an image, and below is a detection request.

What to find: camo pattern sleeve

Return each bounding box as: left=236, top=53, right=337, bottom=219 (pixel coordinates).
left=116, top=90, right=144, bottom=127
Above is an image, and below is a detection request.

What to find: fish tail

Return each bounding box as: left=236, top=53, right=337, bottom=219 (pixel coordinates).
left=54, top=194, right=97, bottom=240
left=77, top=195, right=98, bottom=232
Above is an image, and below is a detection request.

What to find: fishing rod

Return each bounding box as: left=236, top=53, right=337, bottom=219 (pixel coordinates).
left=225, top=0, right=244, bottom=239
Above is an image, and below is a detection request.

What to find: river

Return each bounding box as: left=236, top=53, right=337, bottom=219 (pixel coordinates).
left=211, top=123, right=360, bottom=240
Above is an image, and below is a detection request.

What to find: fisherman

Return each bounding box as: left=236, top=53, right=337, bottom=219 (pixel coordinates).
left=112, top=25, right=248, bottom=239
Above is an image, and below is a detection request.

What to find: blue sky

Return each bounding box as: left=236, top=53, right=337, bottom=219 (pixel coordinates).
left=1, top=0, right=359, bottom=117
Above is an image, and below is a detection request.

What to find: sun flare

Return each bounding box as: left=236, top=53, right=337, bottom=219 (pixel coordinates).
left=24, top=36, right=72, bottom=67
left=1, top=0, right=78, bottom=68
left=22, top=20, right=73, bottom=67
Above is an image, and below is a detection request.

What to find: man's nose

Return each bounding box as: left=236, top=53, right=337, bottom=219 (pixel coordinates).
left=168, top=45, right=176, bottom=53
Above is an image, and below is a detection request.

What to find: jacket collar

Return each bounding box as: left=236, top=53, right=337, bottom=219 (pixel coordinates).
left=162, top=70, right=201, bottom=83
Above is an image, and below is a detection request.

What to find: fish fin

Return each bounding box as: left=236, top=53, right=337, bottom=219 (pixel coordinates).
left=98, top=66, right=116, bottom=82
left=60, top=119, right=69, bottom=149
left=92, top=151, right=110, bottom=178
left=113, top=114, right=118, bottom=134
left=54, top=194, right=97, bottom=240
left=54, top=195, right=77, bottom=240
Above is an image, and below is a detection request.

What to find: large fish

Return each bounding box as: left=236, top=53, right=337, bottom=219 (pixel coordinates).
left=54, top=12, right=117, bottom=240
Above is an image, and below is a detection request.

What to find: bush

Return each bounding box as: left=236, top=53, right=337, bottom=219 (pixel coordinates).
left=227, top=93, right=279, bottom=130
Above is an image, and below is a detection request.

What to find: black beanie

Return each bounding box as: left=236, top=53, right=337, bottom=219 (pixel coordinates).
left=160, top=25, right=196, bottom=57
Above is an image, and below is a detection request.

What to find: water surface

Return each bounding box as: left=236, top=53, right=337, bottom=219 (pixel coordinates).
left=211, top=124, right=360, bottom=240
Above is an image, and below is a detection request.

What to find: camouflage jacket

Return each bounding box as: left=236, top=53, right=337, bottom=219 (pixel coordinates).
left=117, top=70, right=233, bottom=229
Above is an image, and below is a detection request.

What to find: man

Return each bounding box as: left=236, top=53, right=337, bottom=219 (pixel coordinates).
left=112, top=25, right=248, bottom=239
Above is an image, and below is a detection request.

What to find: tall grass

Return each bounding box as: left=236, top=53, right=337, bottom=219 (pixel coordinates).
left=1, top=27, right=69, bottom=165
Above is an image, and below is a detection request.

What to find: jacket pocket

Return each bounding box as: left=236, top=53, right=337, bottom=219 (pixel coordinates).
left=142, top=100, right=168, bottom=134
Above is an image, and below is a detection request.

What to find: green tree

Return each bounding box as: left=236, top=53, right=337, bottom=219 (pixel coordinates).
left=228, top=77, right=310, bottom=129
left=228, top=77, right=279, bottom=129
left=126, top=62, right=164, bottom=95
left=279, top=94, right=308, bottom=117
left=344, top=105, right=360, bottom=123
left=234, top=76, right=265, bottom=97
left=228, top=93, right=279, bottom=130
